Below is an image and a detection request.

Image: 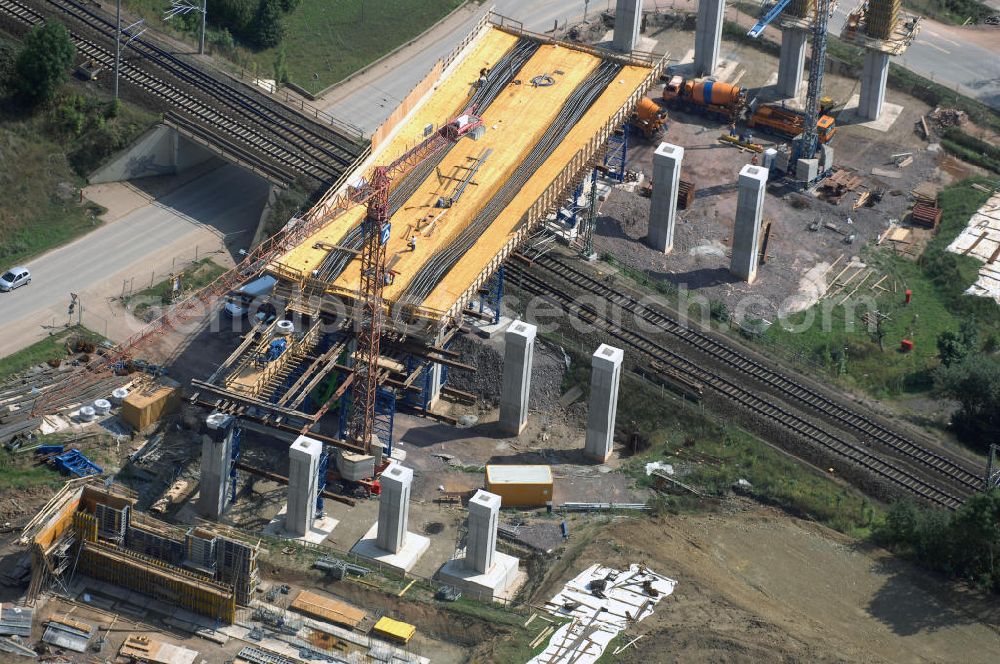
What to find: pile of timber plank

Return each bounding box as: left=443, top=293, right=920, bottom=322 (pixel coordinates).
left=677, top=179, right=696, bottom=210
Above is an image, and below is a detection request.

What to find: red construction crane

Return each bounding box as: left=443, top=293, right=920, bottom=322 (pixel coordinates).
left=32, top=109, right=484, bottom=436
left=346, top=109, right=484, bottom=452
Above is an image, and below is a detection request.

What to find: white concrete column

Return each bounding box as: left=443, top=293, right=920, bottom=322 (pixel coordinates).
left=197, top=413, right=234, bottom=520
left=648, top=142, right=684, bottom=253
left=612, top=0, right=643, bottom=53
left=500, top=320, right=537, bottom=434
left=730, top=164, right=768, bottom=283
left=376, top=463, right=412, bottom=554
left=287, top=435, right=322, bottom=537
left=777, top=28, right=807, bottom=99
left=695, top=0, right=725, bottom=76
left=585, top=344, right=624, bottom=462
left=859, top=49, right=890, bottom=121
left=465, top=490, right=500, bottom=573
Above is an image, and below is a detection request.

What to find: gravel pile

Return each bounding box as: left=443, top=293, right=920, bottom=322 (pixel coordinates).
left=446, top=332, right=568, bottom=413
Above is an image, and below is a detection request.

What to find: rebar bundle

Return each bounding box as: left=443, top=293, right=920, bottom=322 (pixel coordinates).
left=867, top=0, right=900, bottom=38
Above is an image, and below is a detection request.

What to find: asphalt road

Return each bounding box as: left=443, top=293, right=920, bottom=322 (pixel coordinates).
left=322, top=1, right=595, bottom=135
left=0, top=165, right=269, bottom=358
left=324, top=0, right=1000, bottom=135
left=827, top=7, right=1000, bottom=111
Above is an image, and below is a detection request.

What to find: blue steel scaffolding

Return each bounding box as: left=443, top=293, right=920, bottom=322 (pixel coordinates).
left=229, top=427, right=241, bottom=504
left=473, top=266, right=505, bottom=325
left=604, top=128, right=628, bottom=182
left=557, top=181, right=586, bottom=228
left=374, top=387, right=396, bottom=457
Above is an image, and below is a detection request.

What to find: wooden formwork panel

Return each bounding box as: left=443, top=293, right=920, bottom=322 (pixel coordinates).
left=329, top=44, right=601, bottom=300
left=422, top=63, right=654, bottom=316
left=278, top=28, right=519, bottom=274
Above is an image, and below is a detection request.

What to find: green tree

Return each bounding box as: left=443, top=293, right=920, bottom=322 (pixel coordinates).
left=14, top=21, right=75, bottom=103
left=934, top=355, right=1000, bottom=448
left=278, top=0, right=300, bottom=11
left=207, top=0, right=257, bottom=34
left=937, top=330, right=968, bottom=367
left=960, top=314, right=979, bottom=353
left=251, top=0, right=285, bottom=49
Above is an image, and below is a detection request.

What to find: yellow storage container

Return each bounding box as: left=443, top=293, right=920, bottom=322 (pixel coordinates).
left=121, top=383, right=180, bottom=432
left=485, top=465, right=553, bottom=507
left=373, top=616, right=416, bottom=644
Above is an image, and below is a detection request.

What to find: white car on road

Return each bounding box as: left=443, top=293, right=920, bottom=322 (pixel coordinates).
left=0, top=267, right=31, bottom=292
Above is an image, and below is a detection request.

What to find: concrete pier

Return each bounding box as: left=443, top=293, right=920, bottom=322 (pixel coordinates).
left=730, top=164, right=768, bottom=283
left=585, top=344, right=624, bottom=462
left=859, top=49, right=890, bottom=121
left=351, top=463, right=429, bottom=574
left=500, top=320, right=537, bottom=435
left=612, top=0, right=643, bottom=53
left=437, top=490, right=520, bottom=600
left=377, top=464, right=412, bottom=554
left=466, top=490, right=500, bottom=573
left=197, top=413, right=234, bottom=520
left=694, top=0, right=725, bottom=76
left=648, top=142, right=684, bottom=253
left=286, top=435, right=322, bottom=537
left=777, top=28, right=808, bottom=99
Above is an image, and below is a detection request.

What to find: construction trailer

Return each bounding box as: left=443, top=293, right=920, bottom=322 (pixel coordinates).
left=188, top=12, right=666, bottom=486
left=25, top=483, right=258, bottom=623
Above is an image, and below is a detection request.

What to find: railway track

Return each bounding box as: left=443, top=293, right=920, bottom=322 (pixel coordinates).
left=527, top=253, right=983, bottom=495
left=505, top=258, right=972, bottom=510
left=2, top=0, right=363, bottom=185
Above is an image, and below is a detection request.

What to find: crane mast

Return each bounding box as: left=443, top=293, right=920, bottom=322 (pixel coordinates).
left=800, top=0, right=830, bottom=160
left=346, top=110, right=483, bottom=452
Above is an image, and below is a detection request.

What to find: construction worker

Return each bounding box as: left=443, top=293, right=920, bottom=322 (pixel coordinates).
left=729, top=123, right=738, bottom=138
left=750, top=154, right=759, bottom=166
left=408, top=236, right=417, bottom=252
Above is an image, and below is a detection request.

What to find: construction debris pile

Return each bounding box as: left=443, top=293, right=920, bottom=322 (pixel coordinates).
left=928, top=107, right=967, bottom=129
left=528, top=563, right=676, bottom=663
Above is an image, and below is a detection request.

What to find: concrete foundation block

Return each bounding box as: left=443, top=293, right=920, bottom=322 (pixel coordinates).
left=351, top=522, right=429, bottom=575
left=795, top=157, right=819, bottom=183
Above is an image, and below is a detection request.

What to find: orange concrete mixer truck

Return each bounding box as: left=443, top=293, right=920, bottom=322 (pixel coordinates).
left=662, top=74, right=837, bottom=144
left=662, top=75, right=748, bottom=122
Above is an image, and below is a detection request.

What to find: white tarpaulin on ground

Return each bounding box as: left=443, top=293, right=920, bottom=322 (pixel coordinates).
left=527, top=563, right=676, bottom=664
left=947, top=192, right=1000, bottom=302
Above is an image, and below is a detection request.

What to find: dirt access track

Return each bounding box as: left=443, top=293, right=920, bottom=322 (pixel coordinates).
left=543, top=504, right=1000, bottom=663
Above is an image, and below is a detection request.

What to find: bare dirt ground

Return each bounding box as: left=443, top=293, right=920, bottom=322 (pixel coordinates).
left=538, top=503, right=1000, bottom=664
left=590, top=28, right=985, bottom=324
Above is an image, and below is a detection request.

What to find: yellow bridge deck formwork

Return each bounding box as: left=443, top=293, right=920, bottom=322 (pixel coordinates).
left=268, top=16, right=665, bottom=332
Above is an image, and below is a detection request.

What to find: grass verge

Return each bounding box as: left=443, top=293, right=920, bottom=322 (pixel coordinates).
left=125, top=258, right=227, bottom=320
left=123, top=0, right=464, bottom=95
left=0, top=326, right=103, bottom=383
left=759, top=178, right=998, bottom=396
